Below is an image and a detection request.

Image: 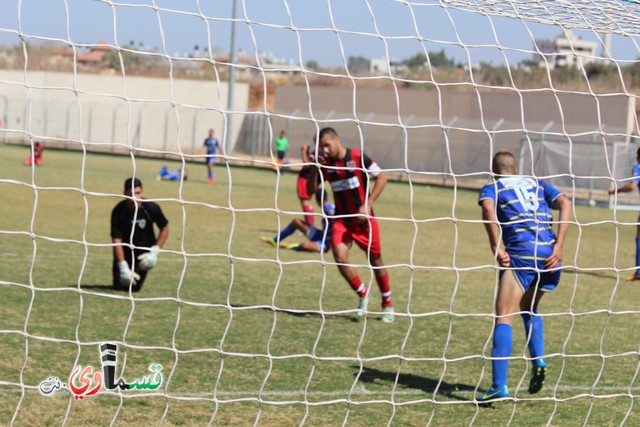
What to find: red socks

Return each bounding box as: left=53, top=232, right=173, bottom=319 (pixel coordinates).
left=348, top=275, right=367, bottom=297
left=376, top=272, right=392, bottom=307
left=303, top=204, right=315, bottom=226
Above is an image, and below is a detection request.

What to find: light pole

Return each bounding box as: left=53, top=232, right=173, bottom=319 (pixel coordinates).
left=225, top=0, right=238, bottom=156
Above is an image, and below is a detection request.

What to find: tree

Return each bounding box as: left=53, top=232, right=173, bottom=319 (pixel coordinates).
left=403, top=52, right=427, bottom=68
left=402, top=49, right=454, bottom=69
left=104, top=43, right=141, bottom=71
left=429, top=49, right=454, bottom=68
left=305, top=60, right=319, bottom=71
left=347, top=55, right=369, bottom=73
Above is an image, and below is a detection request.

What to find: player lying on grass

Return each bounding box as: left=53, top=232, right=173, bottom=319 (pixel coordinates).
left=157, top=165, right=188, bottom=182
left=476, top=149, right=571, bottom=405
left=262, top=188, right=335, bottom=253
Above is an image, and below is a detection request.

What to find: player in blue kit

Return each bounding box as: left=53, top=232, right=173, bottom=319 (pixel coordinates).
left=262, top=189, right=335, bottom=253
left=608, top=147, right=640, bottom=281
left=476, top=150, right=571, bottom=404
left=157, top=165, right=188, bottom=182
left=202, top=129, right=219, bottom=184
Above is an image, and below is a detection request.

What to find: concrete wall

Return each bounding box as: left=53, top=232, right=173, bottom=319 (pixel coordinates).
left=249, top=85, right=635, bottom=185
left=0, top=70, right=249, bottom=154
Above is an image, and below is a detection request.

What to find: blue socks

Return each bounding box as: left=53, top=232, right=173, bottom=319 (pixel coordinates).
left=522, top=309, right=545, bottom=368
left=635, top=237, right=640, bottom=275
left=208, top=169, right=213, bottom=180
left=276, top=224, right=296, bottom=242
left=492, top=323, right=512, bottom=389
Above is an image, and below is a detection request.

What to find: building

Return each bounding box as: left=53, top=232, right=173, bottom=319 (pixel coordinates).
left=533, top=30, right=598, bottom=69
left=76, top=40, right=113, bottom=66
left=369, top=58, right=408, bottom=75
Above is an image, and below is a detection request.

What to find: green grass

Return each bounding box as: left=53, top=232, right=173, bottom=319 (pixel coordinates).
left=1, top=144, right=640, bottom=426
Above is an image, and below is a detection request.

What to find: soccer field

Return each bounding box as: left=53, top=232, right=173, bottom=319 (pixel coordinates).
left=1, top=144, right=640, bottom=426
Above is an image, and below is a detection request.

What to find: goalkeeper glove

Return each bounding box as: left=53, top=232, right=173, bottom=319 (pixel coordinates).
left=118, top=260, right=140, bottom=285
left=137, top=245, right=160, bottom=271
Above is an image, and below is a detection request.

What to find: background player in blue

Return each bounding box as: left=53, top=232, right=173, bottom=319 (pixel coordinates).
left=202, top=128, right=219, bottom=184
left=111, top=178, right=169, bottom=292
left=476, top=150, right=571, bottom=404
left=608, top=147, right=640, bottom=281
left=261, top=189, right=335, bottom=253
left=157, top=165, right=188, bottom=182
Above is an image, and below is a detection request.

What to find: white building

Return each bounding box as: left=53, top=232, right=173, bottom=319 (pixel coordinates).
left=369, top=58, right=408, bottom=75
left=534, top=30, right=598, bottom=69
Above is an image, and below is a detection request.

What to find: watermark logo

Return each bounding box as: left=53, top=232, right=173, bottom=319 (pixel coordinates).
left=38, top=343, right=163, bottom=400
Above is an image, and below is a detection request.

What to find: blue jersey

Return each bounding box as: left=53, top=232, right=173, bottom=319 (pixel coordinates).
left=479, top=177, right=562, bottom=260
left=633, top=164, right=640, bottom=188
left=203, top=137, right=219, bottom=155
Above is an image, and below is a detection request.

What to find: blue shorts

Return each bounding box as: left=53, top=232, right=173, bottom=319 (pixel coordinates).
left=503, top=255, right=561, bottom=292
left=206, top=156, right=216, bottom=165
left=306, top=226, right=330, bottom=253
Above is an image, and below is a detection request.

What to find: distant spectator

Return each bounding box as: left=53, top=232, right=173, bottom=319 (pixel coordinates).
left=157, top=165, right=188, bottom=182
left=24, top=142, right=44, bottom=166
left=275, top=130, right=289, bottom=166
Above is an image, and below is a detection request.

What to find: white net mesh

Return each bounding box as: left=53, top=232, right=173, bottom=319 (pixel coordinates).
left=1, top=0, right=640, bottom=425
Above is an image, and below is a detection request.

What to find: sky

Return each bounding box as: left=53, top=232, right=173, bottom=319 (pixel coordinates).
left=0, top=0, right=638, bottom=68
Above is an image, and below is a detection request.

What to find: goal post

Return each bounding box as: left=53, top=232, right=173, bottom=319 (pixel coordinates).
left=517, top=136, right=640, bottom=208
left=2, top=0, right=640, bottom=425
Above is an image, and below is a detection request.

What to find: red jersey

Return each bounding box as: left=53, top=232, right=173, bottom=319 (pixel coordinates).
left=34, top=144, right=44, bottom=158
left=320, top=148, right=379, bottom=224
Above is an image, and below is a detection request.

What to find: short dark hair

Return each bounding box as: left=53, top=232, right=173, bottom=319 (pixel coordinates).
left=318, top=127, right=338, bottom=141
left=124, top=177, right=142, bottom=192
left=636, top=147, right=640, bottom=157
left=492, top=150, right=517, bottom=175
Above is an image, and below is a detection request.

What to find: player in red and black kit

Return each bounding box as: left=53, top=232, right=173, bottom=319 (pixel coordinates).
left=307, top=127, right=394, bottom=323
left=298, top=144, right=316, bottom=226
left=111, top=178, right=169, bottom=292
left=24, top=142, right=44, bottom=166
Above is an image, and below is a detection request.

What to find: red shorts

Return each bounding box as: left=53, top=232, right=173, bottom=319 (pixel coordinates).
left=331, top=217, right=382, bottom=258
left=25, top=156, right=42, bottom=166
left=297, top=176, right=312, bottom=200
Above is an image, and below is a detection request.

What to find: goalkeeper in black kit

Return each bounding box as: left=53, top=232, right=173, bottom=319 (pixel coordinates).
left=111, top=177, right=169, bottom=292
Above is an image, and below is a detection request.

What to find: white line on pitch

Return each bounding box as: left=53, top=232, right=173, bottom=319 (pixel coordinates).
left=4, top=384, right=640, bottom=397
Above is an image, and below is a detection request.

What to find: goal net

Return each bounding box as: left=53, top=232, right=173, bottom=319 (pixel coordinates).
left=2, top=0, right=640, bottom=425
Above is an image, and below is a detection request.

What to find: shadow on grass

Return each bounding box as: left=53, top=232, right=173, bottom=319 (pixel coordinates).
left=564, top=269, right=619, bottom=280
left=72, top=288, right=359, bottom=322
left=215, top=303, right=359, bottom=322
left=76, top=284, right=144, bottom=293
left=354, top=365, right=480, bottom=402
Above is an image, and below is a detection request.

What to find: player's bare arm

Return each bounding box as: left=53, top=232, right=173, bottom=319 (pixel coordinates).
left=358, top=171, right=387, bottom=219
left=545, top=194, right=572, bottom=270
left=481, top=198, right=510, bottom=268
left=113, top=238, right=126, bottom=262
left=306, top=167, right=320, bottom=197
left=608, top=180, right=638, bottom=195
left=301, top=145, right=311, bottom=163
left=155, top=224, right=170, bottom=248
